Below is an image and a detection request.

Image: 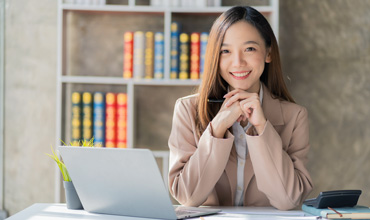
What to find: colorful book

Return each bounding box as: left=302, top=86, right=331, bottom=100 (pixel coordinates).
left=71, top=92, right=82, bottom=146
left=302, top=204, right=370, bottom=219
left=133, top=31, right=145, bottom=79
left=116, top=93, right=127, bottom=148
left=154, top=32, right=164, bottom=79
left=93, top=92, right=105, bottom=147
left=145, top=31, right=154, bottom=79
left=123, top=32, right=134, bottom=79
left=170, top=22, right=180, bottom=79
left=82, top=92, right=93, bottom=141
left=200, top=32, right=208, bottom=79
left=105, top=93, right=117, bottom=148
left=190, top=32, right=200, bottom=80
left=179, top=33, right=189, bottom=80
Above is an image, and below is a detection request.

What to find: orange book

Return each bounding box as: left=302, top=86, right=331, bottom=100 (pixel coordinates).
left=190, top=32, right=200, bottom=80
left=116, top=93, right=127, bottom=148
left=123, top=32, right=134, bottom=78
left=105, top=93, right=117, bottom=148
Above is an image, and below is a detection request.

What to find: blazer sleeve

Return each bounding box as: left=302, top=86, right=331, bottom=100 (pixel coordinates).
left=168, top=98, right=234, bottom=206
left=246, top=107, right=313, bottom=210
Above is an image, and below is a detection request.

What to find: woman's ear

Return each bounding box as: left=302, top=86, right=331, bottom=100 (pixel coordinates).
left=265, top=47, right=272, bottom=63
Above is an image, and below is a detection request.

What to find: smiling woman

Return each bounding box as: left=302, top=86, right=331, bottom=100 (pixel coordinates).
left=168, top=6, right=313, bottom=210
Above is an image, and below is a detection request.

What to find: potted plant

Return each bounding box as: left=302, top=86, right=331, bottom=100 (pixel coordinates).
left=46, top=138, right=98, bottom=209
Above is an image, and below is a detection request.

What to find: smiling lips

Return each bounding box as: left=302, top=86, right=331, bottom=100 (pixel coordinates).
left=230, top=71, right=251, bottom=79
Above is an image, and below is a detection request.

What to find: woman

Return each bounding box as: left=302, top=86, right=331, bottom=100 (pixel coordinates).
left=168, top=6, right=313, bottom=210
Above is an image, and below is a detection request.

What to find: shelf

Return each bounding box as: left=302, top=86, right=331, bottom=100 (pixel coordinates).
left=61, top=4, right=274, bottom=14
left=61, top=76, right=201, bottom=86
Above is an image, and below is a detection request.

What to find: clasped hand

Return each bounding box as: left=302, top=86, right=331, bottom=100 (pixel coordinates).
left=211, top=89, right=266, bottom=138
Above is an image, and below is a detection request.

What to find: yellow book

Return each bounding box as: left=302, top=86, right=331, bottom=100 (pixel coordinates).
left=145, top=31, right=154, bottom=79
left=179, top=33, right=189, bottom=80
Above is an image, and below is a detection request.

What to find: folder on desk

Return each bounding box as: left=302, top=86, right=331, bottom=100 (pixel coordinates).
left=302, top=204, right=370, bottom=219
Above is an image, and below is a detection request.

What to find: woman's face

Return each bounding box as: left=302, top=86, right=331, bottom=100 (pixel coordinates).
left=219, top=21, right=271, bottom=93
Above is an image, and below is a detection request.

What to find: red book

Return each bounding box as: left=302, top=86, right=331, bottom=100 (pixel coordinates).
left=116, top=93, right=127, bottom=148
left=105, top=93, right=117, bottom=148
left=123, top=32, right=134, bottom=78
left=190, top=32, right=200, bottom=80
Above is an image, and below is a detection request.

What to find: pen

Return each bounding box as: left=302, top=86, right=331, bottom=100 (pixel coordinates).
left=207, top=98, right=225, bottom=103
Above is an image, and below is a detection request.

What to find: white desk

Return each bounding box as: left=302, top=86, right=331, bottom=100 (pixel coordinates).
left=6, top=203, right=318, bottom=220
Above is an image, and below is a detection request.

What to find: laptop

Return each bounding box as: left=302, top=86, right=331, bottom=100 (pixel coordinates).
left=58, top=146, right=221, bottom=219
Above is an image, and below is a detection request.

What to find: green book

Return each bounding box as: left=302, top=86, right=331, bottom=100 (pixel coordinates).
left=302, top=204, right=370, bottom=219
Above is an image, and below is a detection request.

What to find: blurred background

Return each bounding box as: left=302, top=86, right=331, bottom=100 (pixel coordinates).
left=1, top=0, right=370, bottom=218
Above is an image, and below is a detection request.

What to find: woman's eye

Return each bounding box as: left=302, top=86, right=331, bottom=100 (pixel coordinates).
left=220, top=49, right=229, bottom=54
left=245, top=47, right=256, bottom=52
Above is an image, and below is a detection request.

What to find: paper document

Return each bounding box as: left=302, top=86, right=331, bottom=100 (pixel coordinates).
left=216, top=206, right=306, bottom=216
left=201, top=213, right=319, bottom=220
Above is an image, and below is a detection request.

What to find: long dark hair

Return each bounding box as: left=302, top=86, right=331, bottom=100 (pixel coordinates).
left=196, top=6, right=294, bottom=136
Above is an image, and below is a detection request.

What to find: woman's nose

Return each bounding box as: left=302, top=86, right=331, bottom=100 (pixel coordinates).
left=232, top=51, right=246, bottom=67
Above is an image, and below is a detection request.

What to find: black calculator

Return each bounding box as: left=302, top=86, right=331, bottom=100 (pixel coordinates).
left=303, top=190, right=362, bottom=208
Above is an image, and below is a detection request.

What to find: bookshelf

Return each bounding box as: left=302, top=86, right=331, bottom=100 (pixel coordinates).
left=55, top=0, right=279, bottom=202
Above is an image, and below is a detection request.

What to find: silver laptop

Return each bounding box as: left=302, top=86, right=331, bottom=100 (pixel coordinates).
left=58, top=146, right=221, bottom=219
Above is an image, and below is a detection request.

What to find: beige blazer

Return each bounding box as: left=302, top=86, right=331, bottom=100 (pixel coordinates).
left=168, top=84, right=313, bottom=210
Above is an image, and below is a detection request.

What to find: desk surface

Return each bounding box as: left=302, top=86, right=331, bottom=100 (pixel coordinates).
left=6, top=203, right=317, bottom=220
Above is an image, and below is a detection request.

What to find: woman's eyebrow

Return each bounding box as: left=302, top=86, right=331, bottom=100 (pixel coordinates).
left=221, top=41, right=260, bottom=47
left=244, top=40, right=260, bottom=45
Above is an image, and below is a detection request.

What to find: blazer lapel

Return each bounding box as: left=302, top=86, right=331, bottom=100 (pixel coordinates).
left=225, top=143, right=237, bottom=204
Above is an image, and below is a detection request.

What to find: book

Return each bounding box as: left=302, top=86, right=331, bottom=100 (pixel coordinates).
left=123, top=32, right=134, bottom=79
left=302, top=204, right=370, bottom=219
left=71, top=92, right=82, bottom=146
left=145, top=31, right=154, bottom=79
left=179, top=33, right=189, bottom=80
left=190, top=32, right=200, bottom=80
left=82, top=92, right=93, bottom=141
left=154, top=32, right=164, bottom=79
left=105, top=93, right=117, bottom=148
left=93, top=92, right=105, bottom=147
left=116, top=93, right=127, bottom=148
left=133, top=31, right=145, bottom=79
left=200, top=32, right=208, bottom=79
left=170, top=22, right=180, bottom=79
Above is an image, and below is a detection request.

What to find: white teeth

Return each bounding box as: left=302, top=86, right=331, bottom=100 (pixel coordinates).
left=231, top=71, right=251, bottom=77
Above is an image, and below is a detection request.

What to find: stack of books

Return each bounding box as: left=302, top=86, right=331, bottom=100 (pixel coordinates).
left=71, top=92, right=127, bottom=148
left=170, top=22, right=208, bottom=80
left=123, top=31, right=165, bottom=79
left=122, top=23, right=209, bottom=80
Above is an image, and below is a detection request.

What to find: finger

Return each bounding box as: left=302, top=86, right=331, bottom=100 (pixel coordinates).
left=239, top=99, right=252, bottom=113
left=236, top=115, right=243, bottom=122
left=223, top=89, right=252, bottom=99
left=224, top=94, right=243, bottom=107
left=225, top=92, right=248, bottom=107
left=223, top=89, right=241, bottom=98
left=242, top=114, right=248, bottom=121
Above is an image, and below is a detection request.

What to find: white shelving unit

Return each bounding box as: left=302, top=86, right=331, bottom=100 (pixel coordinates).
left=55, top=0, right=279, bottom=202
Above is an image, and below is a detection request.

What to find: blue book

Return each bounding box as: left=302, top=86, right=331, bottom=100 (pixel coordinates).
left=200, top=32, right=208, bottom=79
left=302, top=204, right=370, bottom=219
left=154, top=32, right=164, bottom=79
left=170, top=22, right=181, bottom=79
left=93, top=92, right=105, bottom=147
